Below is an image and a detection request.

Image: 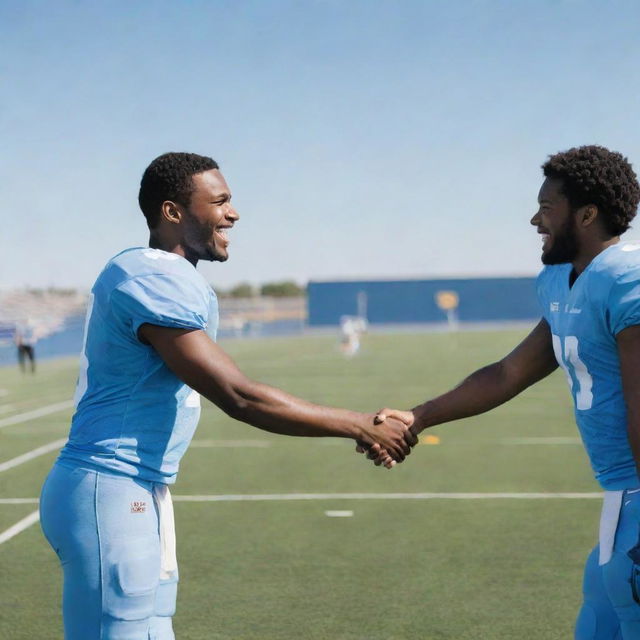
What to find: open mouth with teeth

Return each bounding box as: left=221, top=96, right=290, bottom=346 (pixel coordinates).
left=539, top=231, right=551, bottom=251
left=214, top=227, right=231, bottom=247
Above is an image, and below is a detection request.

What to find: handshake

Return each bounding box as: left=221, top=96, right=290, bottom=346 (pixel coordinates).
left=356, top=407, right=419, bottom=469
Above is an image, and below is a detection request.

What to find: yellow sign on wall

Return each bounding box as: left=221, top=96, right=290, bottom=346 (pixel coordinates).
left=435, top=290, right=459, bottom=311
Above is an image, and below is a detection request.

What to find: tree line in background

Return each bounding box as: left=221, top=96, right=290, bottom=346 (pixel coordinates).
left=216, top=280, right=306, bottom=298
left=11, top=282, right=306, bottom=300
left=25, top=287, right=79, bottom=297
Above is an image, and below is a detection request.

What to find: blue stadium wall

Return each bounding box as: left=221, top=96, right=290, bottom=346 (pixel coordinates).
left=307, top=277, right=540, bottom=326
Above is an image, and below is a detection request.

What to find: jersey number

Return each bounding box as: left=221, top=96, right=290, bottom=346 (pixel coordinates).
left=551, top=334, right=593, bottom=410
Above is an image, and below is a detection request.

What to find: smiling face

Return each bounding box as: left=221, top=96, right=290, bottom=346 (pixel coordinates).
left=530, top=177, right=579, bottom=265
left=179, top=169, right=239, bottom=264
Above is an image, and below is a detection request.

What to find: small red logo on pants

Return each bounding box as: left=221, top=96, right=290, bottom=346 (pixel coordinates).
left=130, top=501, right=146, bottom=513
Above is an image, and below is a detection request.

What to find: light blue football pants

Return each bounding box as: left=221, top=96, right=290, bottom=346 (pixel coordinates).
left=40, top=462, right=177, bottom=640
left=575, top=489, right=640, bottom=639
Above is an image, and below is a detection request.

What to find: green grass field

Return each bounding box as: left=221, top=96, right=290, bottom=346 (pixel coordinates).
left=0, top=330, right=602, bottom=639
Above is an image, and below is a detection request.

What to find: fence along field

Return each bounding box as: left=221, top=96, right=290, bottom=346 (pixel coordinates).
left=0, top=330, right=601, bottom=639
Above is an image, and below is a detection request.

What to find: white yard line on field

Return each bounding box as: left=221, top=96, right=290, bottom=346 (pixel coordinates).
left=0, top=399, right=74, bottom=429
left=0, top=492, right=604, bottom=545
left=0, top=438, right=67, bottom=473
left=502, top=437, right=582, bottom=445
left=190, top=439, right=271, bottom=448
left=322, top=436, right=583, bottom=447
left=0, top=510, right=40, bottom=546
left=0, top=492, right=604, bottom=506
left=171, top=492, right=604, bottom=502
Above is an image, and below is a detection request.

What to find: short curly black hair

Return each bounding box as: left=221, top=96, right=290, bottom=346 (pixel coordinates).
left=542, top=145, right=640, bottom=236
left=138, top=152, right=219, bottom=229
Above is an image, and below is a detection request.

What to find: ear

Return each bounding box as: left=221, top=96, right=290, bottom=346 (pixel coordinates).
left=578, top=204, right=598, bottom=228
left=160, top=200, right=182, bottom=225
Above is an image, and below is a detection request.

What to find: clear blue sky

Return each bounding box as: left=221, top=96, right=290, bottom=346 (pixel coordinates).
left=2, top=0, right=640, bottom=291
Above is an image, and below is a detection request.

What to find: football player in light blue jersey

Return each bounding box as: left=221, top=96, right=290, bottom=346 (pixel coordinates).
left=40, top=152, right=417, bottom=640
left=366, top=146, right=640, bottom=638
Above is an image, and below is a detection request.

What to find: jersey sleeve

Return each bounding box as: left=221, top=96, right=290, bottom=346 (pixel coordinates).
left=607, top=267, right=640, bottom=335
left=110, top=273, right=210, bottom=339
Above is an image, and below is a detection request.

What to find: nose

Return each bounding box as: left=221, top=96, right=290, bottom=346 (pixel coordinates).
left=530, top=210, right=540, bottom=226
left=225, top=203, right=240, bottom=222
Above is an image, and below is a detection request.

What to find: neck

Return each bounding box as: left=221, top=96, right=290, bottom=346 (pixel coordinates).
left=572, top=236, right=619, bottom=276
left=148, top=233, right=197, bottom=266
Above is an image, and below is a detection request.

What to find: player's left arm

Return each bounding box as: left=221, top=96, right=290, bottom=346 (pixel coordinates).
left=360, top=318, right=560, bottom=465
left=617, top=325, right=640, bottom=476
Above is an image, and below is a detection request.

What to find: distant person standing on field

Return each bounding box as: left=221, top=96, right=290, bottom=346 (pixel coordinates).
left=339, top=315, right=367, bottom=357
left=14, top=319, right=37, bottom=373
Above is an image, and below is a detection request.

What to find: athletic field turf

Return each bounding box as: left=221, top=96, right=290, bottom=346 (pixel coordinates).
left=0, top=329, right=601, bottom=639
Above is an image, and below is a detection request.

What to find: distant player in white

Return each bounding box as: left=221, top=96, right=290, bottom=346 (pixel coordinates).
left=340, top=315, right=367, bottom=357
left=39, top=152, right=416, bottom=639
left=367, top=146, right=640, bottom=638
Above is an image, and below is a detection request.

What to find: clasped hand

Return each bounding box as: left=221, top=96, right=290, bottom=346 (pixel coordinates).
left=357, top=408, right=417, bottom=469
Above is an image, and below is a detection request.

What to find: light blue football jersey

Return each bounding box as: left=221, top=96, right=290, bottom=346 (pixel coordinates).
left=537, top=243, right=640, bottom=490
left=58, top=248, right=218, bottom=483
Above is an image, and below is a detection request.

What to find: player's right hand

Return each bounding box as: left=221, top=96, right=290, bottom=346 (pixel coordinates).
left=357, top=408, right=417, bottom=468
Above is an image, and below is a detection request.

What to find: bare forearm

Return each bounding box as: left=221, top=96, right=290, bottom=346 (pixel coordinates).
left=411, top=321, right=559, bottom=434
left=208, top=378, right=365, bottom=440
left=165, top=344, right=366, bottom=440
left=412, top=361, right=526, bottom=434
